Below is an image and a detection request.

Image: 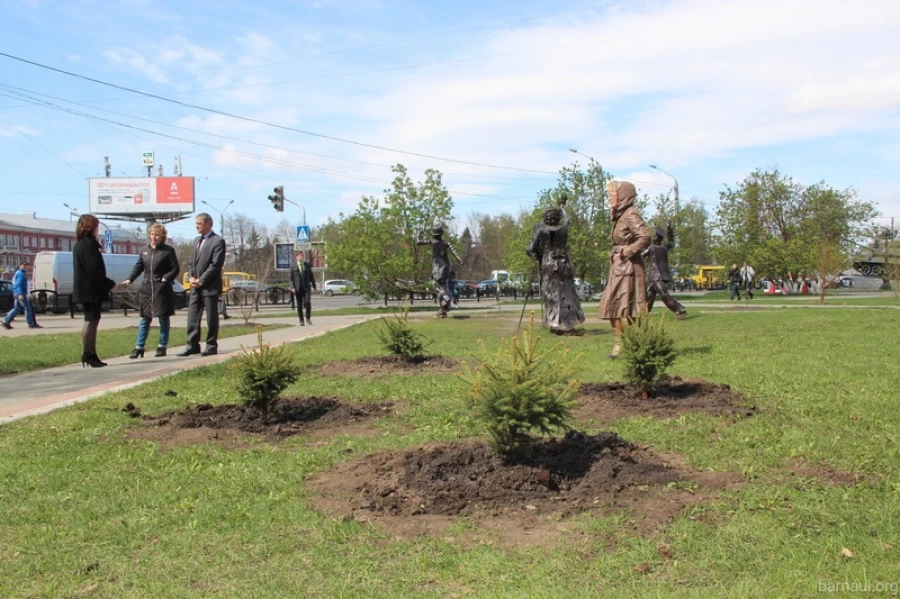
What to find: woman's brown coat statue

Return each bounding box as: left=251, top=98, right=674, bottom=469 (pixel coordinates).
left=597, top=180, right=651, bottom=357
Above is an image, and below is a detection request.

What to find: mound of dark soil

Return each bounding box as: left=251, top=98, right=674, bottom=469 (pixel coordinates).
left=317, top=355, right=459, bottom=378
left=135, top=396, right=392, bottom=440
left=310, top=431, right=739, bottom=545
left=577, top=376, right=756, bottom=423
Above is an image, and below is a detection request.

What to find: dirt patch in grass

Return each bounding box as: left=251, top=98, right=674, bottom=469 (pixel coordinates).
left=309, top=431, right=740, bottom=548
left=126, top=397, right=392, bottom=447
left=577, top=376, right=756, bottom=423
left=787, top=458, right=876, bottom=487
left=316, top=355, right=459, bottom=378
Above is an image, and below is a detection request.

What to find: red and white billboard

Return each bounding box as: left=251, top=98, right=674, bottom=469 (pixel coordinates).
left=88, top=177, right=195, bottom=215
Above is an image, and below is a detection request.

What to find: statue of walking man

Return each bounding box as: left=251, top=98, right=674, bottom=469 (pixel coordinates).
left=417, top=223, right=462, bottom=318
left=645, top=224, right=687, bottom=319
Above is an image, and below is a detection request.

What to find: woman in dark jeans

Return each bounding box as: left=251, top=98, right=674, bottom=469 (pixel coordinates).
left=121, top=222, right=180, bottom=358
left=73, top=214, right=117, bottom=367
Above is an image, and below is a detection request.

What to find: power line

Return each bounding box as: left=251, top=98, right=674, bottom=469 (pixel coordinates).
left=0, top=51, right=556, bottom=175
left=0, top=82, right=530, bottom=183
left=0, top=115, right=87, bottom=178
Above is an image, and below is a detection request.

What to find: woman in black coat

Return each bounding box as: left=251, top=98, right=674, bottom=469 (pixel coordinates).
left=122, top=223, right=180, bottom=358
left=72, top=214, right=117, bottom=367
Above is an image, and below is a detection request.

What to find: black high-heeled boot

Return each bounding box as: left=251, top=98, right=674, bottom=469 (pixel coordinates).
left=129, top=348, right=145, bottom=359
left=81, top=352, right=91, bottom=368
left=85, top=352, right=107, bottom=368
left=154, top=346, right=167, bottom=358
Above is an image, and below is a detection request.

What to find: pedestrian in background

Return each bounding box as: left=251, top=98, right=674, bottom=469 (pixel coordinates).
left=178, top=213, right=226, bottom=357
left=728, top=263, right=742, bottom=300
left=121, top=223, right=180, bottom=358
left=740, top=260, right=756, bottom=299
left=1, top=260, right=41, bottom=330
left=72, top=214, right=117, bottom=367
left=289, top=249, right=316, bottom=325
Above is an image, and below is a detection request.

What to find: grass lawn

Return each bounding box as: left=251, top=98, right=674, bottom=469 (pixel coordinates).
left=1, top=307, right=898, bottom=597
left=0, top=323, right=290, bottom=375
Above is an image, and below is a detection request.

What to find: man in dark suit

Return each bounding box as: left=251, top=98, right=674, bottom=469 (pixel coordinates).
left=289, top=249, right=316, bottom=325
left=178, top=213, right=226, bottom=356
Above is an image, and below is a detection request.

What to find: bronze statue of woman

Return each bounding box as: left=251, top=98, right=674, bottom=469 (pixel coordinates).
left=525, top=194, right=585, bottom=334
left=597, top=180, right=651, bottom=357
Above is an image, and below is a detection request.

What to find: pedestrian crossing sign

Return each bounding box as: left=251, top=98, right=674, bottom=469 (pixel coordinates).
left=296, top=225, right=310, bottom=243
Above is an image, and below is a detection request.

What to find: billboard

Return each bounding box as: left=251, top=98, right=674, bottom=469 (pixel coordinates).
left=88, top=177, right=195, bottom=215
left=274, top=243, right=293, bottom=271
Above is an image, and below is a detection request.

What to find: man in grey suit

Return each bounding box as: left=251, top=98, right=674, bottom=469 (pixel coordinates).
left=178, top=213, right=226, bottom=356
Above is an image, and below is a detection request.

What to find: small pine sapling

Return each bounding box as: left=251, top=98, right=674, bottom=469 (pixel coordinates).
left=229, top=327, right=302, bottom=418
left=460, top=312, right=580, bottom=455
left=377, top=302, right=429, bottom=361
left=620, top=315, right=677, bottom=399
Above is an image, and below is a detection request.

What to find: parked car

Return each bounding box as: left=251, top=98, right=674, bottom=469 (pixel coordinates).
left=452, top=280, right=477, bottom=299
left=0, top=280, right=14, bottom=312
left=321, top=279, right=358, bottom=296
left=476, top=279, right=500, bottom=295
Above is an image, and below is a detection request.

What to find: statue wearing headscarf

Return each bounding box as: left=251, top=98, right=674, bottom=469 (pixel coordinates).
left=597, top=180, right=651, bottom=357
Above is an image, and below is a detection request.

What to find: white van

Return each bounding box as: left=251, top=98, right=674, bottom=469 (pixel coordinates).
left=30, top=251, right=185, bottom=314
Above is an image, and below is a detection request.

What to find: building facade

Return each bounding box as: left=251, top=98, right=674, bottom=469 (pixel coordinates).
left=0, top=212, right=144, bottom=279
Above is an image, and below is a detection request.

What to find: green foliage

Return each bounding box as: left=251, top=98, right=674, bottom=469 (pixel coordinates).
left=620, top=315, right=677, bottom=397
left=510, top=159, right=613, bottom=285
left=460, top=313, right=579, bottom=454
left=712, top=168, right=876, bottom=279
left=228, top=327, right=302, bottom=416
left=328, top=165, right=455, bottom=298
left=376, top=303, right=429, bottom=360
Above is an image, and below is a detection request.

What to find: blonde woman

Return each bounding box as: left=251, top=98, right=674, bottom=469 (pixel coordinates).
left=122, top=223, right=180, bottom=358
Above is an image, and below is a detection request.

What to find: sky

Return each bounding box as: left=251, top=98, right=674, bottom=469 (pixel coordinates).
left=1, top=0, right=899, bottom=242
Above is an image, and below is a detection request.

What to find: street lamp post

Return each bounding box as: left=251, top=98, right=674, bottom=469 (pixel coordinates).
left=200, top=199, right=234, bottom=224
left=649, top=164, right=680, bottom=207
left=569, top=148, right=596, bottom=163
left=63, top=203, right=78, bottom=223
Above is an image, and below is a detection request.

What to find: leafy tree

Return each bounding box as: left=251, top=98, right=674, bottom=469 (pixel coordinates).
left=328, top=165, right=454, bottom=298
left=647, top=196, right=712, bottom=275
left=507, top=159, right=613, bottom=288
left=712, top=168, right=876, bottom=280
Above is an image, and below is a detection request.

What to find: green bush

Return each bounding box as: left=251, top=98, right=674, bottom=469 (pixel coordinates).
left=229, top=327, right=302, bottom=417
left=620, top=315, right=677, bottom=398
left=376, top=302, right=429, bottom=361
left=460, top=313, right=579, bottom=455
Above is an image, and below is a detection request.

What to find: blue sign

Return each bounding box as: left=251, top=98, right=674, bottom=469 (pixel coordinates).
left=104, top=229, right=113, bottom=252
left=296, top=225, right=310, bottom=243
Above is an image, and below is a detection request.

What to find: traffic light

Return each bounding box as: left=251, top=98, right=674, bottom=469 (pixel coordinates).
left=267, top=186, right=284, bottom=212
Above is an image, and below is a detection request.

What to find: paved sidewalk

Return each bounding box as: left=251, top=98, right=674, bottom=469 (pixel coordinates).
left=0, top=314, right=380, bottom=425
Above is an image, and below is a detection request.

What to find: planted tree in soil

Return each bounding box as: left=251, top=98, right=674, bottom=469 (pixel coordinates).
left=460, top=312, right=580, bottom=455
left=620, top=315, right=677, bottom=399
left=228, top=327, right=302, bottom=419
left=376, top=302, right=430, bottom=362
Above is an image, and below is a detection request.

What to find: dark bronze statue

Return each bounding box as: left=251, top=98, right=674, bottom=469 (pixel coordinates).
left=417, top=223, right=462, bottom=318
left=644, top=224, right=686, bottom=319
left=525, top=194, right=585, bottom=334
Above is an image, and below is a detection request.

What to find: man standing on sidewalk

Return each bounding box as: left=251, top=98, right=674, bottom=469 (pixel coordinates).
left=2, top=261, right=41, bottom=330
left=178, top=213, right=226, bottom=356
left=289, top=249, right=316, bottom=325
